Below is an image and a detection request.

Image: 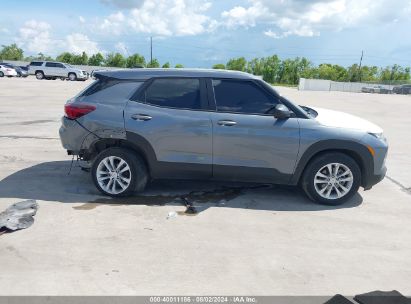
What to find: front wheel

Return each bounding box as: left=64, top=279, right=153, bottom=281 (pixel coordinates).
left=68, top=73, right=77, bottom=81
left=0, top=71, right=4, bottom=77
left=91, top=148, right=148, bottom=197
left=301, top=153, right=361, bottom=205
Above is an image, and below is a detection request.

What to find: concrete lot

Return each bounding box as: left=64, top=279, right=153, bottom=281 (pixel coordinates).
left=0, top=77, right=410, bottom=296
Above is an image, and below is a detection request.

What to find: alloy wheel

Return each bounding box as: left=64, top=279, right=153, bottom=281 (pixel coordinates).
left=96, top=156, right=132, bottom=195
left=313, top=163, right=354, bottom=200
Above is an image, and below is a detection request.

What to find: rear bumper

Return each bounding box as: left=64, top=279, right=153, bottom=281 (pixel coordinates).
left=59, top=117, right=91, bottom=154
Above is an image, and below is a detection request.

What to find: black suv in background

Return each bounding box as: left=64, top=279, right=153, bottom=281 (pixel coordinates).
left=393, top=84, right=411, bottom=95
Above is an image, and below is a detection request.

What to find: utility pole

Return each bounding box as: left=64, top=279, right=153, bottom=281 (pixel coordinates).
left=358, top=50, right=364, bottom=82
left=150, top=36, right=153, bottom=65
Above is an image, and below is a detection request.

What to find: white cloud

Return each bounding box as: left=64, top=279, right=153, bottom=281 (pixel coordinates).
left=99, top=11, right=125, bottom=34
left=65, top=33, right=101, bottom=54
left=96, top=0, right=216, bottom=36
left=79, top=16, right=86, bottom=23
left=115, top=42, right=128, bottom=55
left=16, top=20, right=52, bottom=53
left=222, top=0, right=411, bottom=39
left=17, top=20, right=101, bottom=55
left=100, top=0, right=144, bottom=9
left=221, top=2, right=267, bottom=28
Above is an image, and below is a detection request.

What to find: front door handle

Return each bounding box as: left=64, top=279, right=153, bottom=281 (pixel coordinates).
left=131, top=114, right=152, bottom=121
left=217, top=120, right=237, bottom=126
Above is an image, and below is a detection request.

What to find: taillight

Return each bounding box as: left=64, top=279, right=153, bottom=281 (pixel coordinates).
left=64, top=103, right=96, bottom=120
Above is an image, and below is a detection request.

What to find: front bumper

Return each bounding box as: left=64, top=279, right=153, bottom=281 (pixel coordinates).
left=363, top=165, right=387, bottom=190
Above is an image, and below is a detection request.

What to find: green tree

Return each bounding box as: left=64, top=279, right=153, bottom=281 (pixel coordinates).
left=261, top=55, right=281, bottom=83
left=379, top=65, right=410, bottom=82
left=0, top=44, right=24, bottom=60
left=226, top=57, right=247, bottom=71
left=147, top=59, right=160, bottom=68
left=175, top=64, right=184, bottom=68
left=88, top=53, right=104, bottom=66
left=70, top=52, right=88, bottom=65
left=246, top=58, right=264, bottom=75
left=25, top=52, right=54, bottom=61
left=105, top=52, right=126, bottom=67
left=212, top=63, right=225, bottom=69
left=56, top=52, right=75, bottom=64
left=162, top=62, right=170, bottom=68
left=126, top=53, right=146, bottom=68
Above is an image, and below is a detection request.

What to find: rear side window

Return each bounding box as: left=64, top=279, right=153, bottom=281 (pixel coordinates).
left=30, top=62, right=43, bottom=66
left=144, top=78, right=201, bottom=110
left=77, top=79, right=142, bottom=104
left=212, top=79, right=278, bottom=114
left=45, top=62, right=57, bottom=67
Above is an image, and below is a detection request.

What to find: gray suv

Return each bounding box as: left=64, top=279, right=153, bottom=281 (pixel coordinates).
left=59, top=69, right=388, bottom=205
left=29, top=61, right=88, bottom=81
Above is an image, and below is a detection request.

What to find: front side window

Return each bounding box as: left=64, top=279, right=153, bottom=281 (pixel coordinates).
left=77, top=79, right=142, bottom=104
left=212, top=79, right=278, bottom=114
left=144, top=78, right=201, bottom=110
left=56, top=63, right=65, bottom=68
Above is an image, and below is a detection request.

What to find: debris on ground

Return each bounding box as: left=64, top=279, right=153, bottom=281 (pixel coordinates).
left=0, top=200, right=38, bottom=233
left=166, top=211, right=177, bottom=219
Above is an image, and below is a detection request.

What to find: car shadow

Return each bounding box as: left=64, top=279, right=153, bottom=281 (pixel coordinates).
left=0, top=161, right=363, bottom=213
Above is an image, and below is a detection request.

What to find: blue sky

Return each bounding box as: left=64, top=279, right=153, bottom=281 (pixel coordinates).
left=0, top=0, right=410, bottom=68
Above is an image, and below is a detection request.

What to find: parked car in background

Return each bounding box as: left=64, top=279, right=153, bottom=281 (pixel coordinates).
left=28, top=61, right=89, bottom=81
left=19, top=66, right=29, bottom=77
left=0, top=63, right=18, bottom=77
left=361, top=85, right=391, bottom=94
left=2, top=63, right=28, bottom=77
left=59, top=69, right=388, bottom=206
left=392, top=84, right=411, bottom=95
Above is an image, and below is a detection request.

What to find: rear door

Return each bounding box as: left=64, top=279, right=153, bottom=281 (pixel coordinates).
left=124, top=78, right=213, bottom=179
left=44, top=62, right=57, bottom=76
left=209, top=79, right=300, bottom=183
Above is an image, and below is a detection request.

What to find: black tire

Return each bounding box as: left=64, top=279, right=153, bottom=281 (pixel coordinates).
left=35, top=71, right=44, bottom=80
left=68, top=73, right=77, bottom=81
left=301, top=152, right=361, bottom=205
left=0, top=71, right=4, bottom=77
left=91, top=147, right=148, bottom=197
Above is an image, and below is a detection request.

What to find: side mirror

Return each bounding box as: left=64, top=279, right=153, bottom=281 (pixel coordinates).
left=273, top=104, right=292, bottom=119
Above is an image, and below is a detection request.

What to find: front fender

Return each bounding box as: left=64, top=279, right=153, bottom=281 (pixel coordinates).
left=290, top=139, right=374, bottom=187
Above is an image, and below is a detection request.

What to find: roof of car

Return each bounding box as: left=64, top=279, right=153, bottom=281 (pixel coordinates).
left=94, top=68, right=259, bottom=80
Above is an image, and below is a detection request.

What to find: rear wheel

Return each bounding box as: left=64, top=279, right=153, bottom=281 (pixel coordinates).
left=301, top=153, right=361, bottom=205
left=91, top=148, right=148, bottom=197
left=35, top=71, right=44, bottom=80
left=0, top=71, right=4, bottom=77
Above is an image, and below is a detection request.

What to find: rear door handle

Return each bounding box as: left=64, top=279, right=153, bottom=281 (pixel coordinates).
left=217, top=120, right=237, bottom=126
left=131, top=114, right=152, bottom=121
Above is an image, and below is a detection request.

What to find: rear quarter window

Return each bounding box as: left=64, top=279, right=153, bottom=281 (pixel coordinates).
left=30, top=62, right=43, bottom=66
left=77, top=79, right=142, bottom=104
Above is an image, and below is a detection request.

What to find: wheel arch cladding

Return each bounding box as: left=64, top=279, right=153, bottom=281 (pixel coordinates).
left=291, top=139, right=373, bottom=187
left=88, top=134, right=157, bottom=175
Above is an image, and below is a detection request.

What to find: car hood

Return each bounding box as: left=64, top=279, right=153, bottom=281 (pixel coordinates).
left=311, top=107, right=383, bottom=133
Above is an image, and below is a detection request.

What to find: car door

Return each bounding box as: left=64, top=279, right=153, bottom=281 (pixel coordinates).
left=124, top=77, right=213, bottom=179
left=209, top=79, right=300, bottom=183
left=55, top=63, right=66, bottom=77
left=44, top=62, right=57, bottom=76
